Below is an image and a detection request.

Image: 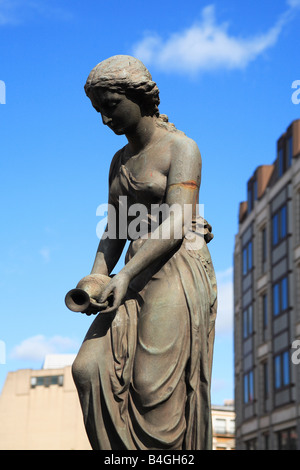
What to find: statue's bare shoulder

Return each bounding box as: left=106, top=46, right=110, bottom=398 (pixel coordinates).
left=167, top=130, right=202, bottom=185
left=108, top=146, right=126, bottom=185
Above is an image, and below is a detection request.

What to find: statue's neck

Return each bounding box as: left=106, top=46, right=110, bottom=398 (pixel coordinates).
left=126, top=116, right=158, bottom=155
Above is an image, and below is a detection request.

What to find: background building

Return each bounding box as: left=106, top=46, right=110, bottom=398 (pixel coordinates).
left=0, top=354, right=234, bottom=450
left=234, top=119, right=300, bottom=449
left=212, top=400, right=235, bottom=450
left=0, top=354, right=91, bottom=450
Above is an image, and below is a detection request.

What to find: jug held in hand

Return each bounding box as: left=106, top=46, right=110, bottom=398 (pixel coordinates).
left=65, top=273, right=111, bottom=314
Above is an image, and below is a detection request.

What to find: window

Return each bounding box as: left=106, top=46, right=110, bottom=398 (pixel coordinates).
left=281, top=277, right=288, bottom=310
left=247, top=179, right=258, bottom=214
left=254, top=179, right=258, bottom=202
left=287, top=136, right=293, bottom=168
left=263, top=433, right=269, bottom=450
left=263, top=362, right=269, bottom=400
left=272, top=205, right=287, bottom=246
left=244, top=370, right=254, bottom=404
left=273, top=276, right=289, bottom=316
left=278, top=148, right=284, bottom=177
left=214, top=419, right=226, bottom=434
left=274, top=351, right=290, bottom=390
left=277, top=428, right=298, bottom=450
left=245, top=438, right=256, bottom=450
left=30, top=375, right=64, bottom=388
left=228, top=420, right=235, bottom=435
left=247, top=187, right=253, bottom=214
left=243, top=240, right=253, bottom=275
left=243, top=305, right=253, bottom=338
left=262, top=361, right=269, bottom=413
left=273, top=283, right=280, bottom=316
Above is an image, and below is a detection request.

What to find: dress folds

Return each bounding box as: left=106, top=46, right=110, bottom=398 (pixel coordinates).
left=72, top=155, right=217, bottom=450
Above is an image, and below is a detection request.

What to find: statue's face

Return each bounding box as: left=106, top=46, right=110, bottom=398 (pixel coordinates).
left=89, top=89, right=142, bottom=135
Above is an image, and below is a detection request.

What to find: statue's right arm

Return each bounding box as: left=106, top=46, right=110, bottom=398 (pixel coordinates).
left=90, top=232, right=126, bottom=276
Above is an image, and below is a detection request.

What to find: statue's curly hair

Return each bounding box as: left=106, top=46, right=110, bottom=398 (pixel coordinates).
left=84, top=55, right=160, bottom=117
left=84, top=55, right=182, bottom=135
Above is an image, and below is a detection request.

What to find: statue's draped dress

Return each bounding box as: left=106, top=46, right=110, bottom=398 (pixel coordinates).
left=72, top=143, right=217, bottom=450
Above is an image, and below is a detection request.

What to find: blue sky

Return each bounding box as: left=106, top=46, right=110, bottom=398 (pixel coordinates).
left=0, top=0, right=299, bottom=406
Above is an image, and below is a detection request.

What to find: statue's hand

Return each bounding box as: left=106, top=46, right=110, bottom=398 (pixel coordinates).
left=97, top=272, right=130, bottom=314
left=76, top=273, right=111, bottom=315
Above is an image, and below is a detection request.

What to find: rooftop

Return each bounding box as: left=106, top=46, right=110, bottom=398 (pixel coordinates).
left=42, top=354, right=76, bottom=370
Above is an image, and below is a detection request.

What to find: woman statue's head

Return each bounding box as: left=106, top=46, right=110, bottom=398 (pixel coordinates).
left=84, top=55, right=160, bottom=118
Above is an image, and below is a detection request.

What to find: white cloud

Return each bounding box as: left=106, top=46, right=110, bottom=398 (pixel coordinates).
left=287, top=0, right=300, bottom=7
left=0, top=0, right=72, bottom=26
left=133, top=2, right=300, bottom=75
left=10, top=334, right=79, bottom=362
left=215, top=266, right=233, bottom=336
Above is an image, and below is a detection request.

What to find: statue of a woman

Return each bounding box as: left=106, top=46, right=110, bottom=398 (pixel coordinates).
left=71, top=55, right=217, bottom=450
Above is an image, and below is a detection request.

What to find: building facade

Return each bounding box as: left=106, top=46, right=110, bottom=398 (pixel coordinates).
left=212, top=401, right=235, bottom=450
left=0, top=355, right=91, bottom=450
left=234, top=119, right=300, bottom=450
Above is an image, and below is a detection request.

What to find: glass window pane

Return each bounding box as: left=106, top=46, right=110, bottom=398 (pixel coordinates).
left=248, top=306, right=253, bottom=335
left=290, top=429, right=298, bottom=450
left=278, top=430, right=289, bottom=450
left=215, top=419, right=226, bottom=433
left=249, top=371, right=254, bottom=402
left=243, top=309, right=248, bottom=338
left=283, top=351, right=290, bottom=386
left=248, top=188, right=253, bottom=213
left=273, top=283, right=280, bottom=316
left=44, top=376, right=50, bottom=387
left=281, top=277, right=288, bottom=311
left=249, top=372, right=254, bottom=401
left=228, top=420, right=235, bottom=434
left=36, top=377, right=44, bottom=386
left=244, top=374, right=249, bottom=403
left=248, top=242, right=252, bottom=270
left=275, top=355, right=281, bottom=389
left=273, top=214, right=279, bottom=245
left=280, top=205, right=287, bottom=238
left=243, top=248, right=247, bottom=275
left=263, top=362, right=269, bottom=398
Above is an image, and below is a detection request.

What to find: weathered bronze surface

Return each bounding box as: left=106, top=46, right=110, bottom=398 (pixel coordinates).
left=68, top=55, right=217, bottom=450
